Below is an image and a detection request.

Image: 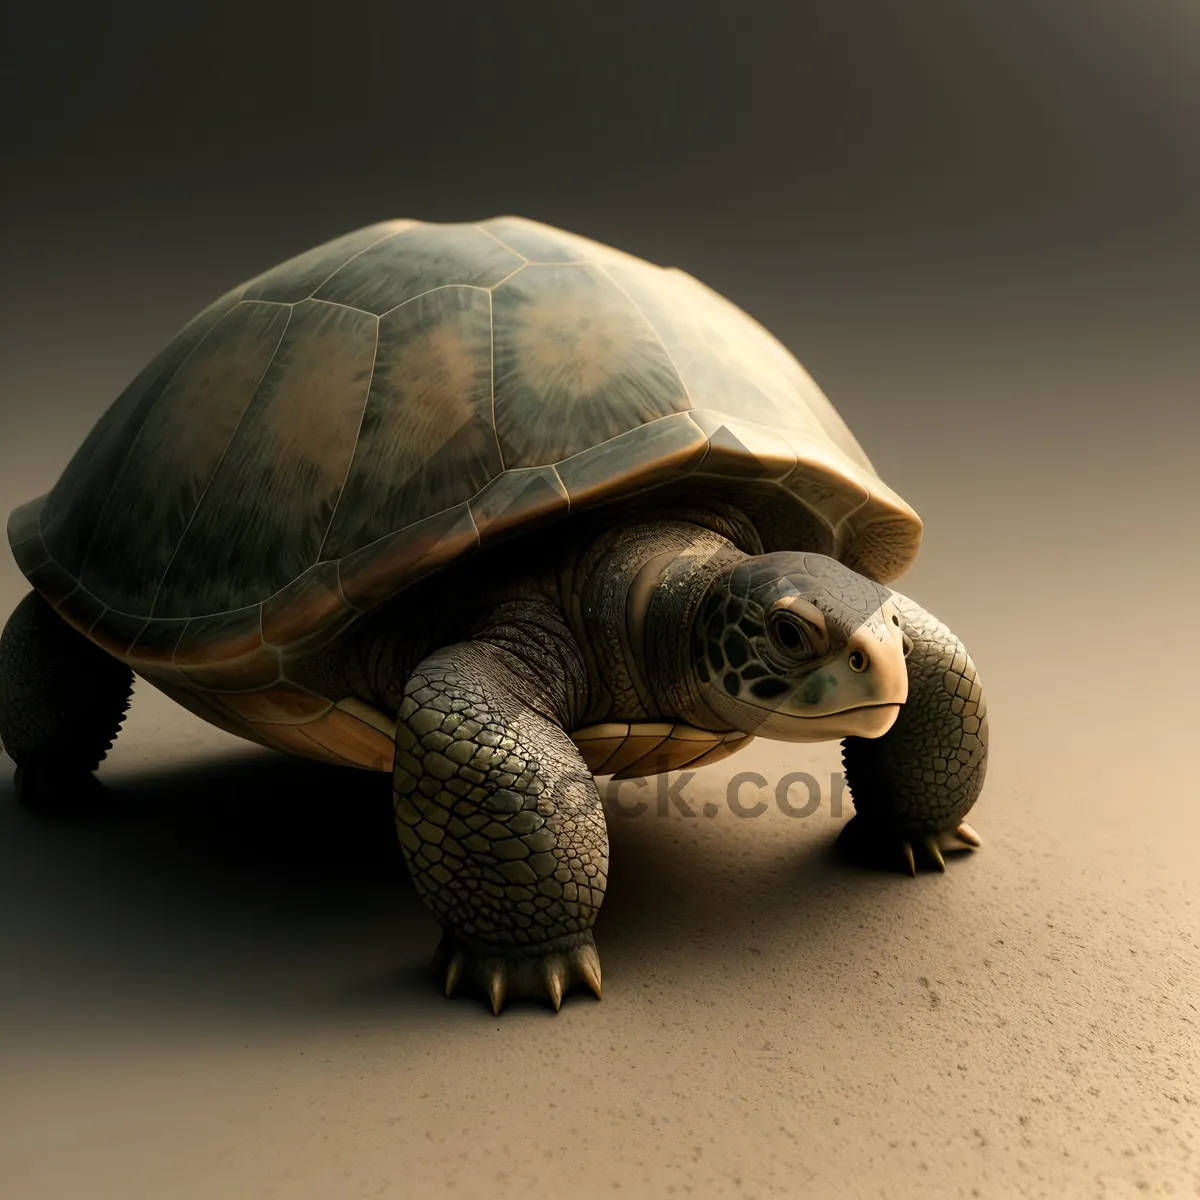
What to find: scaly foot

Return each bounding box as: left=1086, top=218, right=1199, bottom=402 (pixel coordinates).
left=433, top=929, right=603, bottom=1014
left=837, top=815, right=982, bottom=875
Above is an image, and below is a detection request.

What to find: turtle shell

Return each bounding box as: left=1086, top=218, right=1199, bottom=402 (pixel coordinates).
left=7, top=216, right=920, bottom=691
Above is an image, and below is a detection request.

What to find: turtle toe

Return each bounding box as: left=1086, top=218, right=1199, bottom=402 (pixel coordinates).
left=433, top=929, right=603, bottom=1014
left=836, top=815, right=980, bottom=875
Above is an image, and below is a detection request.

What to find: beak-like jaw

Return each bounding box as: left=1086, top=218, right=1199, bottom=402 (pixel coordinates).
left=702, top=600, right=911, bottom=743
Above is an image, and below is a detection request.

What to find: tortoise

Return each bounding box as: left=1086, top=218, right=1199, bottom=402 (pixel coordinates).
left=0, top=216, right=988, bottom=1013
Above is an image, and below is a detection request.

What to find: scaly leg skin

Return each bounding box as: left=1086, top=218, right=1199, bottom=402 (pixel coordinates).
left=393, top=635, right=607, bottom=1014
left=0, top=590, right=134, bottom=813
left=839, top=592, right=988, bottom=874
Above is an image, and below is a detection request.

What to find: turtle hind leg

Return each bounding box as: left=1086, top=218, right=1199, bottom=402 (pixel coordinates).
left=0, top=590, right=134, bottom=813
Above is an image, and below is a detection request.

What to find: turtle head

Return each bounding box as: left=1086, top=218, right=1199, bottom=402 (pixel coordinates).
left=689, top=552, right=911, bottom=741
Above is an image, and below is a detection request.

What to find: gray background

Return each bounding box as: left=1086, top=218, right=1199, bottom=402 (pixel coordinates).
left=2, top=3, right=1198, bottom=1197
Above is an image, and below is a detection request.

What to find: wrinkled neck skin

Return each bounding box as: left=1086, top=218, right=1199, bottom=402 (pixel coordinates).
left=564, top=519, right=748, bottom=729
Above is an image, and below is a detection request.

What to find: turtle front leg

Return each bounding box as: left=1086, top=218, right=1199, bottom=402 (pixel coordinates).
left=392, top=632, right=607, bottom=1014
left=839, top=593, right=988, bottom=874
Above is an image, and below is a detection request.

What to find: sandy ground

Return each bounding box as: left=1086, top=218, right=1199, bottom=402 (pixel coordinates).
left=1, top=256, right=1198, bottom=1200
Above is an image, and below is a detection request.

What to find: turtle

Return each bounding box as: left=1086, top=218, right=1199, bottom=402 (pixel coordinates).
left=0, top=215, right=988, bottom=1013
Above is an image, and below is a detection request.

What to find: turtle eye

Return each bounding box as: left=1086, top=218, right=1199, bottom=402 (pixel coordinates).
left=767, top=611, right=817, bottom=661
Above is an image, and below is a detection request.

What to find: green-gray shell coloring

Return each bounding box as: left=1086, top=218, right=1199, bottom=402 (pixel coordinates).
left=7, top=216, right=921, bottom=668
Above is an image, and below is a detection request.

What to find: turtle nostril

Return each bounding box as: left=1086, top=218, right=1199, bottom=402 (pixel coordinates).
left=848, top=649, right=869, bottom=673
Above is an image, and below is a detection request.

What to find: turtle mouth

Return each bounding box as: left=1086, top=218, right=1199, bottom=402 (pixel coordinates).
left=701, top=690, right=903, bottom=742
left=747, top=701, right=901, bottom=742
left=797, top=701, right=902, bottom=738
left=808, top=701, right=901, bottom=717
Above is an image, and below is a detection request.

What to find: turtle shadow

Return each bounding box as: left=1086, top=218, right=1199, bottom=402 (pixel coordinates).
left=601, top=803, right=887, bottom=925
left=595, top=786, right=981, bottom=980
left=0, top=749, right=937, bottom=1027
left=0, top=748, right=439, bottom=1030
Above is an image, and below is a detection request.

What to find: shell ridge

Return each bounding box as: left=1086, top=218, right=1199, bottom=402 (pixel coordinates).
left=27, top=546, right=308, bottom=628
left=315, top=311, right=383, bottom=563
left=147, top=303, right=296, bottom=618
left=551, top=409, right=709, bottom=464
left=330, top=459, right=575, bottom=611
left=309, top=296, right=374, bottom=318
left=375, top=281, right=491, bottom=322
left=484, top=265, right=526, bottom=292
left=550, top=464, right=570, bottom=511
left=300, top=223, right=420, bottom=301
left=298, top=223, right=423, bottom=303
left=473, top=223, right=530, bottom=262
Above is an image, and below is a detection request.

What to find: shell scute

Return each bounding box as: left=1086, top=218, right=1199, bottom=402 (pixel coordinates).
left=184, top=648, right=280, bottom=692
left=242, top=221, right=413, bottom=304
left=337, top=503, right=479, bottom=612
left=690, top=411, right=799, bottom=482
left=491, top=263, right=689, bottom=466
left=300, top=706, right=396, bottom=771
left=153, top=298, right=379, bottom=618
left=39, top=284, right=249, bottom=573
left=482, top=216, right=592, bottom=263
left=80, top=300, right=293, bottom=613
left=220, top=683, right=332, bottom=726
left=314, top=223, right=522, bottom=315
left=604, top=260, right=825, bottom=442
left=6, top=497, right=42, bottom=548
left=260, top=560, right=353, bottom=649
left=87, top=610, right=149, bottom=659
left=468, top=466, right=570, bottom=544
left=554, top=412, right=709, bottom=510
left=172, top=606, right=263, bottom=667
left=24, top=557, right=79, bottom=611
left=57, top=588, right=107, bottom=637
left=126, top=617, right=190, bottom=667
left=320, top=284, right=499, bottom=559
left=665, top=266, right=873, bottom=471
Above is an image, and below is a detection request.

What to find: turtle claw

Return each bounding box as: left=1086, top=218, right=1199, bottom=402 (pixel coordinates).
left=432, top=930, right=604, bottom=1014
left=443, top=952, right=464, bottom=997
left=486, top=969, right=506, bottom=1016
left=577, top=942, right=603, bottom=1000
left=954, top=821, right=982, bottom=848
left=897, top=836, right=951, bottom=874
left=546, top=965, right=565, bottom=1012
left=838, top=815, right=982, bottom=875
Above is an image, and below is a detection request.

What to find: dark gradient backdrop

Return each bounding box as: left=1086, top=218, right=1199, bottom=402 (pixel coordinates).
left=1, top=4, right=1198, bottom=1198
